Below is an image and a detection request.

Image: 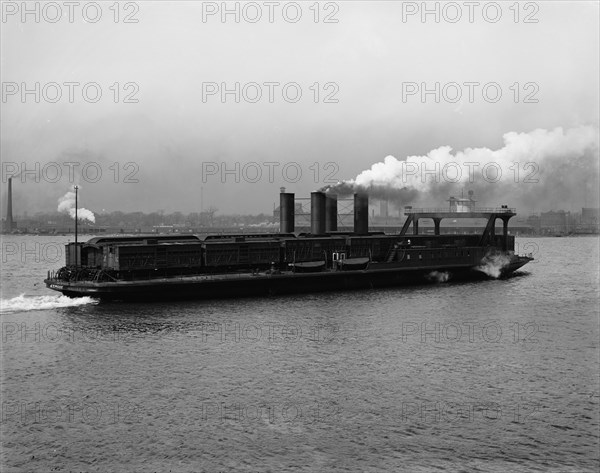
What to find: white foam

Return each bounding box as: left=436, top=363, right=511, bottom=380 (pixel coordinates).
left=0, top=294, right=98, bottom=313
left=475, top=254, right=512, bottom=278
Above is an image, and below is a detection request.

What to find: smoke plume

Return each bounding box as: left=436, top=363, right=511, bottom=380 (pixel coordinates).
left=322, top=126, right=599, bottom=210
left=57, top=188, right=96, bottom=223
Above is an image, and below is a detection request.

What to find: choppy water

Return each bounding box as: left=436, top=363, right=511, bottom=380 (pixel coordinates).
left=1, top=235, right=599, bottom=472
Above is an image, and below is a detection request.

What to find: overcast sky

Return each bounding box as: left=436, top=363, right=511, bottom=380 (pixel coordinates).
left=1, top=1, right=599, bottom=215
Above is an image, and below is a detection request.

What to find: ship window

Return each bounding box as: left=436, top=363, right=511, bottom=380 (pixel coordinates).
left=407, top=254, right=411, bottom=260
left=419, top=253, right=422, bottom=260
left=467, top=251, right=471, bottom=256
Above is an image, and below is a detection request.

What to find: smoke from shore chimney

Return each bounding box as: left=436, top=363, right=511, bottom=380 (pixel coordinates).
left=57, top=187, right=96, bottom=223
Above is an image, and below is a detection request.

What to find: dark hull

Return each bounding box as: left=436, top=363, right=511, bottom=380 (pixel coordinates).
left=45, top=258, right=532, bottom=302
left=500, top=256, right=533, bottom=276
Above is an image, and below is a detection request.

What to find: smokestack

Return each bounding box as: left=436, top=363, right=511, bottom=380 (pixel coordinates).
left=279, top=188, right=294, bottom=233
left=6, top=177, right=13, bottom=231
left=354, top=193, right=369, bottom=235
left=325, top=193, right=338, bottom=232
left=311, top=191, right=326, bottom=234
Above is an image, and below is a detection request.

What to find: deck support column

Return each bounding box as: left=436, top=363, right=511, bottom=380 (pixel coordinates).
left=433, top=218, right=441, bottom=235
left=413, top=218, right=419, bottom=235
left=502, top=217, right=509, bottom=251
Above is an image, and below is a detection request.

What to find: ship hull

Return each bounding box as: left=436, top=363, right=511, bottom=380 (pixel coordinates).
left=500, top=255, right=533, bottom=276
left=44, top=258, right=532, bottom=302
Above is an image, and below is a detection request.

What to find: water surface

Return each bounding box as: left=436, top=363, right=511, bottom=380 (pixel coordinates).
left=1, top=236, right=598, bottom=472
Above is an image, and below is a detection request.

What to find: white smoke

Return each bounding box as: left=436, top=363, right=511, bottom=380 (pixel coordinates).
left=475, top=253, right=512, bottom=279
left=57, top=187, right=96, bottom=223
left=324, top=125, right=599, bottom=209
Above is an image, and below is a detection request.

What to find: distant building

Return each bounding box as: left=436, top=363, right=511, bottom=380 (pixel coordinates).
left=582, top=208, right=600, bottom=224
left=526, top=215, right=541, bottom=233
left=380, top=200, right=389, bottom=218
left=540, top=210, right=570, bottom=234
left=579, top=207, right=600, bottom=234
left=273, top=203, right=309, bottom=227
left=448, top=190, right=476, bottom=212
left=1, top=218, right=16, bottom=233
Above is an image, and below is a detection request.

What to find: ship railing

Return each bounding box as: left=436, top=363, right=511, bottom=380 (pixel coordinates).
left=46, top=268, right=283, bottom=283
left=404, top=207, right=516, bottom=214
left=47, top=267, right=105, bottom=283
left=101, top=272, right=279, bottom=282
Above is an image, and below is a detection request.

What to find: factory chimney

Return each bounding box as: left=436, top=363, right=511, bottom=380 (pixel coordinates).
left=354, top=193, right=369, bottom=235
left=279, top=187, right=295, bottom=233
left=310, top=191, right=326, bottom=234
left=6, top=177, right=13, bottom=232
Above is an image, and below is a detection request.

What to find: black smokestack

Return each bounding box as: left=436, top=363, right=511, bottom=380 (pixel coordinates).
left=354, top=193, right=369, bottom=235
left=325, top=193, right=338, bottom=232
left=311, top=191, right=326, bottom=235
left=6, top=177, right=13, bottom=231
left=279, top=188, right=294, bottom=233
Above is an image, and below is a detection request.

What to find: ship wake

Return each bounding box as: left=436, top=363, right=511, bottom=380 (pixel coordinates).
left=475, top=253, right=512, bottom=279
left=0, top=294, right=98, bottom=313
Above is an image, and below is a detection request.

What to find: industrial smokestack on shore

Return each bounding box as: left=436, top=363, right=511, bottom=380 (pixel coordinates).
left=354, top=193, right=369, bottom=235
left=279, top=187, right=294, bottom=233
left=311, top=191, right=326, bottom=235
left=325, top=193, right=338, bottom=232
left=6, top=178, right=13, bottom=231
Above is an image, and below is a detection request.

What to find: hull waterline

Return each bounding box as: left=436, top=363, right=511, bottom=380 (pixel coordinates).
left=45, top=257, right=533, bottom=302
